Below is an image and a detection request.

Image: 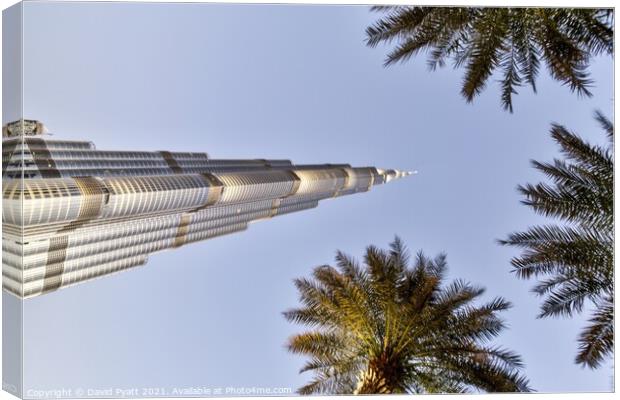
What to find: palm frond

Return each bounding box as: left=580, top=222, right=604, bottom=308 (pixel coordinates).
left=575, top=296, right=614, bottom=368
left=460, top=9, right=509, bottom=102
left=594, top=109, right=614, bottom=140
left=365, top=6, right=613, bottom=111
left=286, top=238, right=529, bottom=393
left=501, top=115, right=614, bottom=368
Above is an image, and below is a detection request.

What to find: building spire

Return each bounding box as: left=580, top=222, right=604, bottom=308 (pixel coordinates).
left=377, top=168, right=416, bottom=183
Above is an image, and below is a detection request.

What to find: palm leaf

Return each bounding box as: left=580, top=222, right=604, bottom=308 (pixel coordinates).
left=501, top=115, right=614, bottom=368
left=365, top=7, right=613, bottom=111
left=285, top=238, right=530, bottom=393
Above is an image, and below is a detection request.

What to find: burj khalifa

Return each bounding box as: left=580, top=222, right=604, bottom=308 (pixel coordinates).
left=2, top=119, right=410, bottom=298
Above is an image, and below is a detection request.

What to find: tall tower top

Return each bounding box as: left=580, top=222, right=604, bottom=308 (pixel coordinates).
left=377, top=168, right=416, bottom=183
left=2, top=119, right=49, bottom=138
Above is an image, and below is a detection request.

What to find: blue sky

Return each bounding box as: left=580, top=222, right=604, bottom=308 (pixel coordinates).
left=11, top=1, right=614, bottom=394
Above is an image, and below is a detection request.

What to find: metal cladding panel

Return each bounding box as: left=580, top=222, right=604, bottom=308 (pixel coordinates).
left=51, top=157, right=170, bottom=169
left=17, top=210, right=267, bottom=276
left=2, top=262, right=22, bottom=281
left=17, top=213, right=184, bottom=253
left=2, top=182, right=25, bottom=226
left=13, top=199, right=277, bottom=251
left=188, top=209, right=272, bottom=234
left=293, top=169, right=347, bottom=196
left=165, top=152, right=209, bottom=160
left=3, top=141, right=304, bottom=179
left=2, top=240, right=27, bottom=256
left=19, top=228, right=177, bottom=273
left=178, top=159, right=292, bottom=173
left=170, top=153, right=209, bottom=170
left=100, top=175, right=211, bottom=218
left=184, top=222, right=248, bottom=244
left=16, top=250, right=141, bottom=285
left=2, top=146, right=19, bottom=177
left=16, top=138, right=95, bottom=151
left=290, top=164, right=350, bottom=170
left=59, top=168, right=174, bottom=177
left=216, top=170, right=296, bottom=203
left=10, top=200, right=279, bottom=280
left=58, top=255, right=148, bottom=287
left=204, top=159, right=276, bottom=168
left=8, top=251, right=152, bottom=297
left=5, top=174, right=220, bottom=227
left=191, top=199, right=274, bottom=223
left=347, top=167, right=376, bottom=191
left=4, top=179, right=84, bottom=226
left=49, top=150, right=163, bottom=161
left=35, top=149, right=173, bottom=177
left=274, top=200, right=320, bottom=216
left=339, top=167, right=356, bottom=190
left=10, top=229, right=176, bottom=282
left=265, top=160, right=294, bottom=167
left=337, top=188, right=363, bottom=196
left=281, top=192, right=332, bottom=205
left=2, top=275, right=24, bottom=297
left=4, top=255, right=148, bottom=299
left=23, top=240, right=168, bottom=284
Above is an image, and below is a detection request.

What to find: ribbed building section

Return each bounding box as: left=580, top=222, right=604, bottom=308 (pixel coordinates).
left=2, top=120, right=410, bottom=298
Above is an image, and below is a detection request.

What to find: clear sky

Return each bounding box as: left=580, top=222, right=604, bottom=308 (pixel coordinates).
left=13, top=1, right=614, bottom=395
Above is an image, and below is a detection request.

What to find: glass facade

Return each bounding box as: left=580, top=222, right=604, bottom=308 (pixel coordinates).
left=2, top=122, right=410, bottom=298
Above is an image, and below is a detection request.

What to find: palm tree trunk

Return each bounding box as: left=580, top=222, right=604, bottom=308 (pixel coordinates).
left=354, top=354, right=403, bottom=394
left=354, top=366, right=394, bottom=394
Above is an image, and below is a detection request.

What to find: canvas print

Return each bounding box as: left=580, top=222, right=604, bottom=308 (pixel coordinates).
left=1, top=1, right=615, bottom=398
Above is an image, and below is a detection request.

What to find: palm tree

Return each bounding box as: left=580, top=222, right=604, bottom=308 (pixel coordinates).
left=284, top=238, right=531, bottom=394
left=500, top=112, right=613, bottom=368
left=365, top=7, right=613, bottom=112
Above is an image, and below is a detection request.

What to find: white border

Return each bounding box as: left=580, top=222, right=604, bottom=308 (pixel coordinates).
left=0, top=1, right=616, bottom=400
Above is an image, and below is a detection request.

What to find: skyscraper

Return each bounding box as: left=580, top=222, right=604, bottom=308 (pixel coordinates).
left=2, top=120, right=410, bottom=299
